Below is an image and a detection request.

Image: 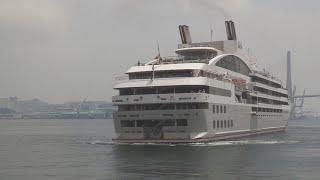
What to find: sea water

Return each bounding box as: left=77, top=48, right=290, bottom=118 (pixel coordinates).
left=0, top=118, right=319, bottom=180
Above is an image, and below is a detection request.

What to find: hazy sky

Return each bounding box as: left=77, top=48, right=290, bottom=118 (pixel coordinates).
left=1, top=0, right=320, bottom=111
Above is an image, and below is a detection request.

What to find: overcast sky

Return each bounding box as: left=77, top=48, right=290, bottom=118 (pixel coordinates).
left=1, top=0, right=319, bottom=111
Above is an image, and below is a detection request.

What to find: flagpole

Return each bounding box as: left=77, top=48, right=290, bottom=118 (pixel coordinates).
left=152, top=42, right=160, bottom=81
left=157, top=42, right=161, bottom=55
left=152, top=63, right=155, bottom=81
left=157, top=42, right=161, bottom=64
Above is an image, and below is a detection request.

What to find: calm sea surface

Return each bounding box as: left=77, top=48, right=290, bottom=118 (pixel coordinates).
left=0, top=118, right=319, bottom=180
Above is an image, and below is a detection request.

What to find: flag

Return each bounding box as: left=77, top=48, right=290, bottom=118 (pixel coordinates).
left=155, top=54, right=162, bottom=64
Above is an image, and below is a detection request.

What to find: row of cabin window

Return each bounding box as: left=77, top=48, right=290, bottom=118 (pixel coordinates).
left=118, top=103, right=209, bottom=111
left=252, top=107, right=283, bottom=113
left=120, top=119, right=188, bottom=127
left=213, top=120, right=234, bottom=129
left=119, top=86, right=231, bottom=97
left=212, top=105, right=226, bottom=113
left=251, top=96, right=289, bottom=106
left=258, top=114, right=282, bottom=117
left=251, top=76, right=281, bottom=89
left=253, top=86, right=288, bottom=98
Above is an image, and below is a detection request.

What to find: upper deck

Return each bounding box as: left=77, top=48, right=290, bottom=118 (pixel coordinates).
left=159, top=47, right=221, bottom=65
left=115, top=21, right=287, bottom=97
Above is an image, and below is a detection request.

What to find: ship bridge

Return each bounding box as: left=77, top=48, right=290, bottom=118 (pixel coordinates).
left=159, top=47, right=221, bottom=65
left=176, top=47, right=219, bottom=60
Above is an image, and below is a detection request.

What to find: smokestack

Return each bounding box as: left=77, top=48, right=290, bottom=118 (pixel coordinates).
left=225, top=20, right=237, bottom=40
left=287, top=51, right=292, bottom=99
left=229, top=21, right=237, bottom=40
left=178, top=25, right=192, bottom=44
left=183, top=25, right=192, bottom=44
left=179, top=25, right=187, bottom=44
left=225, top=21, right=232, bottom=40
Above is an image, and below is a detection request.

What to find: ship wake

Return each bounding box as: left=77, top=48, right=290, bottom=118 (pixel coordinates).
left=86, top=140, right=299, bottom=147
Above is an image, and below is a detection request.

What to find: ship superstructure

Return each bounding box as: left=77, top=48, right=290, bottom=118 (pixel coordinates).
left=112, top=21, right=290, bottom=143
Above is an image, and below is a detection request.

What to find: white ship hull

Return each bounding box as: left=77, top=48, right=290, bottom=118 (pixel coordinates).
left=112, top=127, right=286, bottom=143
left=112, top=91, right=289, bottom=143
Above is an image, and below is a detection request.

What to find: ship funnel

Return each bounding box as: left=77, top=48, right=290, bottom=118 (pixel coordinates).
left=225, top=21, right=232, bottom=40
left=178, top=25, right=186, bottom=44
left=179, top=25, right=192, bottom=44
left=225, top=20, right=237, bottom=40
left=230, top=21, right=237, bottom=40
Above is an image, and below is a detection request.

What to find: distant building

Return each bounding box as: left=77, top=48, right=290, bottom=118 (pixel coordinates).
left=0, top=97, right=16, bottom=110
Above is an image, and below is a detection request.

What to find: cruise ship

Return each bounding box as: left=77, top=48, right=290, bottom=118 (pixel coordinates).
left=112, top=21, right=290, bottom=143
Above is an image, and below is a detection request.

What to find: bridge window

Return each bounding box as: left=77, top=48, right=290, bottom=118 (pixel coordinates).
left=120, top=120, right=135, bottom=127
left=164, top=120, right=175, bottom=126
left=176, top=119, right=188, bottom=126
left=118, top=86, right=231, bottom=96
left=209, top=87, right=232, bottom=97
left=129, top=70, right=193, bottom=80
left=176, top=49, right=217, bottom=60
left=216, top=55, right=251, bottom=76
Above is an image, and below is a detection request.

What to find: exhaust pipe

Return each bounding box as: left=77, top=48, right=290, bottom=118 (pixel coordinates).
left=225, top=21, right=232, bottom=40
left=229, top=21, right=237, bottom=40
left=225, top=20, right=237, bottom=40
left=179, top=25, right=187, bottom=44
left=178, top=25, right=192, bottom=44
left=183, top=25, right=192, bottom=44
